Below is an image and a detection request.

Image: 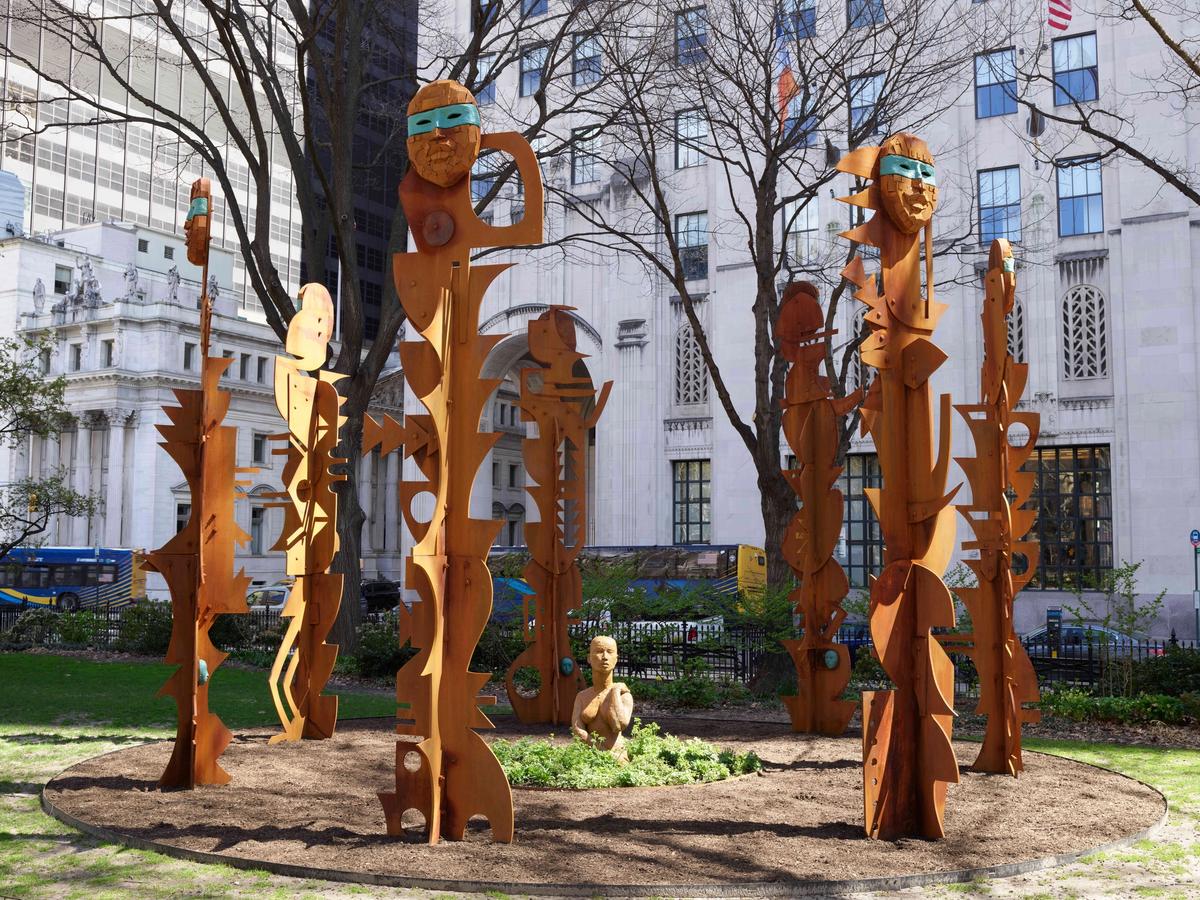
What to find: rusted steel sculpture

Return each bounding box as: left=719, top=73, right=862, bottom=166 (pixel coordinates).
left=777, top=281, right=860, bottom=736
left=145, top=179, right=255, bottom=788
left=264, top=283, right=347, bottom=743
left=377, top=79, right=543, bottom=844
left=953, top=239, right=1041, bottom=775
left=504, top=307, right=612, bottom=725
left=837, top=134, right=960, bottom=840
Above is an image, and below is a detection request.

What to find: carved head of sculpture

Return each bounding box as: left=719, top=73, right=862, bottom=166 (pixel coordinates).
left=588, top=635, right=618, bottom=681
left=878, top=133, right=937, bottom=235
left=776, top=281, right=826, bottom=365
left=988, top=237, right=1015, bottom=310
left=406, top=80, right=482, bottom=188
left=287, top=283, right=335, bottom=370
left=184, top=178, right=212, bottom=266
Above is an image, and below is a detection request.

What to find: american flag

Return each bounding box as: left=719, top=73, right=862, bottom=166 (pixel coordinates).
left=1048, top=0, right=1072, bottom=31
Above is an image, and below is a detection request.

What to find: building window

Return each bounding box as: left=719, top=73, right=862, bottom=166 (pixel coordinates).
left=476, top=53, right=498, bottom=106
left=978, top=166, right=1021, bottom=242
left=1053, top=33, right=1098, bottom=106
left=522, top=0, right=547, bottom=16
left=1021, top=445, right=1112, bottom=589
left=676, top=211, right=708, bottom=281
left=573, top=34, right=601, bottom=86
left=508, top=463, right=520, bottom=488
left=1056, top=155, right=1103, bottom=236
left=239, top=352, right=251, bottom=380
left=1062, top=284, right=1107, bottom=379
left=571, top=129, right=600, bottom=185
left=101, top=339, right=114, bottom=368
left=252, top=433, right=268, bottom=465
left=837, top=453, right=884, bottom=588
left=492, top=461, right=500, bottom=487
left=184, top=342, right=197, bottom=372
left=783, top=199, right=820, bottom=265
left=257, top=356, right=269, bottom=383
left=175, top=502, right=191, bottom=534
left=780, top=0, right=816, bottom=41
left=975, top=49, right=1017, bottom=118
left=473, top=0, right=499, bottom=34
left=674, top=322, right=708, bottom=405
left=674, top=108, right=706, bottom=169
left=520, top=46, right=546, bottom=97
left=672, top=459, right=711, bottom=544
left=785, top=94, right=818, bottom=146
left=163, top=246, right=174, bottom=260
left=848, top=73, right=884, bottom=136
left=848, top=0, right=885, bottom=28
left=250, top=507, right=265, bottom=555
left=675, top=7, right=708, bottom=66
left=507, top=505, right=525, bottom=547
left=54, top=265, right=72, bottom=294
left=471, top=154, right=500, bottom=201
left=1007, top=299, right=1026, bottom=364
left=137, top=238, right=149, bottom=253
left=70, top=344, right=82, bottom=372
left=848, top=306, right=873, bottom=393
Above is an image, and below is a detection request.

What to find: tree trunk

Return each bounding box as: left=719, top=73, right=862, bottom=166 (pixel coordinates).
left=757, top=463, right=796, bottom=589
left=330, top=395, right=368, bottom=652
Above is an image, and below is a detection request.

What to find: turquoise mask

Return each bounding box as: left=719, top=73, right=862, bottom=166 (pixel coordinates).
left=186, top=197, right=208, bottom=220
left=407, top=103, right=481, bottom=136
left=1003, top=257, right=1015, bottom=273
left=879, top=154, right=936, bottom=187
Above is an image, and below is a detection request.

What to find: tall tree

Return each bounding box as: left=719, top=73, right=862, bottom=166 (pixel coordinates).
left=552, top=0, right=1010, bottom=585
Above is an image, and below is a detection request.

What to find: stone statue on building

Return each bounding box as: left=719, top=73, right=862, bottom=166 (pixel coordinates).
left=77, top=258, right=101, bottom=308
left=32, top=277, right=45, bottom=314
left=123, top=263, right=139, bottom=300
left=166, top=265, right=180, bottom=304
left=571, top=635, right=634, bottom=762
left=207, top=274, right=219, bottom=303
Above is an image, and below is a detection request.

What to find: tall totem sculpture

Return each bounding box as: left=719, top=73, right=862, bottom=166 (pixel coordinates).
left=777, top=281, right=860, bottom=736
left=837, top=134, right=960, bottom=840
left=504, top=307, right=612, bottom=725
left=954, top=239, right=1041, bottom=775
left=377, top=80, right=543, bottom=844
left=145, top=179, right=255, bottom=788
left=265, top=283, right=347, bottom=744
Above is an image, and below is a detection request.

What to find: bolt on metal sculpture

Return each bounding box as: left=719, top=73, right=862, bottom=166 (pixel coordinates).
left=505, top=307, right=612, bottom=725
left=264, top=283, right=347, bottom=743
left=145, top=179, right=256, bottom=788
left=777, top=281, right=861, bottom=736
left=377, top=80, right=543, bottom=844
left=952, top=239, right=1041, bottom=775
left=837, top=134, right=960, bottom=840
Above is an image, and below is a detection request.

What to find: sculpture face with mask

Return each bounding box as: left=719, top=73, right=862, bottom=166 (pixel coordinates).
left=405, top=81, right=483, bottom=189
left=877, top=134, right=938, bottom=235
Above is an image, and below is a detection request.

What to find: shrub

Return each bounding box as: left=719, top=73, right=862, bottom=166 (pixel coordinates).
left=0, top=607, right=60, bottom=646
left=848, top=648, right=890, bottom=692
left=351, top=611, right=416, bottom=679
left=1039, top=688, right=1193, bottom=725
left=471, top=617, right=526, bottom=679
left=1133, top=645, right=1200, bottom=698
left=114, top=601, right=173, bottom=655
left=492, top=719, right=762, bottom=789
left=57, top=610, right=105, bottom=647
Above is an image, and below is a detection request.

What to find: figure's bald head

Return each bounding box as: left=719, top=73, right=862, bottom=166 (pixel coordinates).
left=407, top=80, right=482, bottom=188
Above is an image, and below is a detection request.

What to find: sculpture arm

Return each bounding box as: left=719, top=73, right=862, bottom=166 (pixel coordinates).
left=475, top=131, right=544, bottom=246
left=584, top=380, right=614, bottom=429
left=570, top=691, right=589, bottom=742
left=606, top=683, right=634, bottom=732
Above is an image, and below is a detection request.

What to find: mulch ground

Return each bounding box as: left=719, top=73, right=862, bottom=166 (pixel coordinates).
left=42, top=715, right=1164, bottom=890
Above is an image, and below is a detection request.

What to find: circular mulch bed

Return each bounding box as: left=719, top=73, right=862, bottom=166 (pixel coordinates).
left=42, top=716, right=1165, bottom=896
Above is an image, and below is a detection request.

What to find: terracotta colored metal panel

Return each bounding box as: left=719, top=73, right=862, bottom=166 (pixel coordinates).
left=143, top=181, right=253, bottom=789
left=837, top=135, right=960, bottom=840
left=505, top=307, right=612, bottom=725
left=378, top=80, right=545, bottom=844
left=952, top=240, right=1041, bottom=776
left=777, top=282, right=858, bottom=736
left=263, top=284, right=347, bottom=744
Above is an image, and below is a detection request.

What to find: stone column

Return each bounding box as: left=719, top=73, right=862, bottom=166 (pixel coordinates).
left=384, top=450, right=399, bottom=553
left=71, top=415, right=93, bottom=545
left=104, top=409, right=133, bottom=547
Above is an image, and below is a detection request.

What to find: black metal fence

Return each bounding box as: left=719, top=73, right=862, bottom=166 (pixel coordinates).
left=567, top=622, right=768, bottom=683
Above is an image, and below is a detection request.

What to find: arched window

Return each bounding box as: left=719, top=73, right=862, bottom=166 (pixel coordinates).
left=1062, top=285, right=1107, bottom=379
left=847, top=306, right=873, bottom=393
left=674, top=322, right=708, bottom=405
left=1006, top=298, right=1026, bottom=364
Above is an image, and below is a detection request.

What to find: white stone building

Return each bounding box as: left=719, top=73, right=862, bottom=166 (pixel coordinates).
left=440, top=0, right=1200, bottom=638
left=0, top=221, right=405, bottom=597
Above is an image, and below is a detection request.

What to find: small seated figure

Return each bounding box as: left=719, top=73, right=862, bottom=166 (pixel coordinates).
left=571, top=636, right=635, bottom=762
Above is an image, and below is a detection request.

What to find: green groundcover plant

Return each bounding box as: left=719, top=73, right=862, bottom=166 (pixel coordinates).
left=492, top=719, right=762, bottom=789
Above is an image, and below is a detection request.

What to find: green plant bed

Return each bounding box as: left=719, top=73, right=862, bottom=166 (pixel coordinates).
left=1039, top=687, right=1199, bottom=725
left=492, top=720, right=761, bottom=789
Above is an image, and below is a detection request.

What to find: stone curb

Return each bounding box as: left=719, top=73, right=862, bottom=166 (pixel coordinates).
left=39, top=744, right=1169, bottom=898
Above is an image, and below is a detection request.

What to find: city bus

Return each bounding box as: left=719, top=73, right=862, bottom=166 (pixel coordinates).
left=0, top=547, right=145, bottom=611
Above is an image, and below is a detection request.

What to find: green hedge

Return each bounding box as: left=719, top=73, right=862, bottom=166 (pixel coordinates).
left=1039, top=687, right=1200, bottom=725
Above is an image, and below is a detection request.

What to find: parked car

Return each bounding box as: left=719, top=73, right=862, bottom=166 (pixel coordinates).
left=245, top=582, right=292, bottom=613
left=360, top=578, right=403, bottom=614
left=1021, top=624, right=1161, bottom=659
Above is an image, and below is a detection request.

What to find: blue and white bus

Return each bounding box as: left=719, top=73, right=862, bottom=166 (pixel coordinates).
left=0, top=547, right=145, bottom=611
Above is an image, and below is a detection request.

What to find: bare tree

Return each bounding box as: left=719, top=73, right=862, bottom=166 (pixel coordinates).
left=1, top=0, right=631, bottom=645
left=549, top=0, right=1011, bottom=584
left=1016, top=0, right=1200, bottom=206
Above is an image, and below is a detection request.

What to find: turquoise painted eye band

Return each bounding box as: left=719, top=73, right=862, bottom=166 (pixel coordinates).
left=407, top=103, right=481, bottom=136
left=1003, top=257, right=1015, bottom=273
left=879, top=154, right=936, bottom=186
left=186, top=197, right=208, bottom=220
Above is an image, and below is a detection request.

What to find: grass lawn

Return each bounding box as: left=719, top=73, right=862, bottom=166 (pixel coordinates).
left=0, top=652, right=1197, bottom=898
